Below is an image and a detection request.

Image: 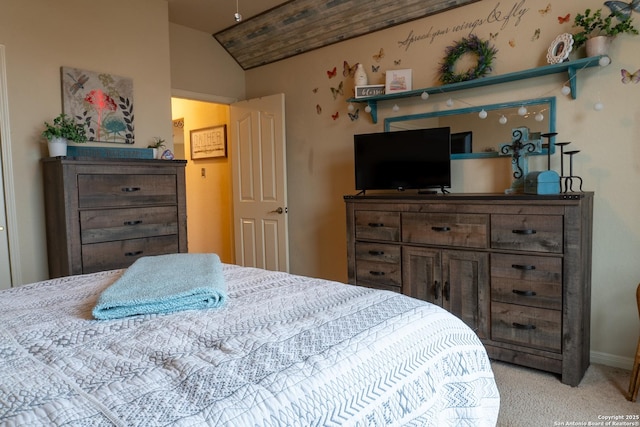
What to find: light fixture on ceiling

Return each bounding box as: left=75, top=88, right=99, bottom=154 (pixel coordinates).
left=234, top=0, right=242, bottom=22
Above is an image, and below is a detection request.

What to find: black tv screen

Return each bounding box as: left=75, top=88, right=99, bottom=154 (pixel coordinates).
left=354, top=127, right=451, bottom=192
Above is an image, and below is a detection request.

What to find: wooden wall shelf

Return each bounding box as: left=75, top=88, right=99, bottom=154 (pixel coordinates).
left=347, top=56, right=607, bottom=123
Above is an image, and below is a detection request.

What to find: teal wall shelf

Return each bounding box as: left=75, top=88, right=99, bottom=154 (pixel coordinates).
left=347, top=56, right=607, bottom=123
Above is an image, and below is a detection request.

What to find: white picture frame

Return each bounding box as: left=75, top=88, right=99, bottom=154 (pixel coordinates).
left=546, top=33, right=574, bottom=64
left=385, top=69, right=412, bottom=94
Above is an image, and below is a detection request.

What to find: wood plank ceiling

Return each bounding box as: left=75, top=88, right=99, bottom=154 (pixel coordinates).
left=214, top=0, right=480, bottom=70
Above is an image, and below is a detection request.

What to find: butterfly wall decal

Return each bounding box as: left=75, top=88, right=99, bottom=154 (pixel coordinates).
left=330, top=81, right=344, bottom=99
left=621, top=68, right=640, bottom=83
left=331, top=112, right=339, bottom=120
left=373, top=48, right=384, bottom=62
left=605, top=0, right=640, bottom=20
left=558, top=13, right=571, bottom=23
left=372, top=65, right=380, bottom=72
left=539, top=3, right=551, bottom=15
left=316, top=104, right=322, bottom=114
left=312, top=87, right=318, bottom=93
left=489, top=32, right=499, bottom=40
left=327, top=67, right=337, bottom=78
left=343, top=61, right=356, bottom=78
left=532, top=29, right=541, bottom=41
left=394, top=59, right=402, bottom=66
left=509, top=39, right=516, bottom=47
left=348, top=109, right=359, bottom=121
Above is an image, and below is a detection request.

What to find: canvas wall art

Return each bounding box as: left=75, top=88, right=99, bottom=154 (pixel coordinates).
left=62, top=66, right=134, bottom=144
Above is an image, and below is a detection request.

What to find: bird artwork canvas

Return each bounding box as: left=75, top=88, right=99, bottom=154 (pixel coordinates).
left=62, top=66, right=135, bottom=144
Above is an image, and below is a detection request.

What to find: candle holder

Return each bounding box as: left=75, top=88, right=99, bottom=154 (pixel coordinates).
left=563, top=150, right=583, bottom=192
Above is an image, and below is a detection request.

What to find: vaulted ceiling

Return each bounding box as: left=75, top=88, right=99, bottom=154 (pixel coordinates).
left=168, top=0, right=479, bottom=70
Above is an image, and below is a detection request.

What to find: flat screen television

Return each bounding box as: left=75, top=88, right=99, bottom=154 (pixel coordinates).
left=354, top=127, right=451, bottom=193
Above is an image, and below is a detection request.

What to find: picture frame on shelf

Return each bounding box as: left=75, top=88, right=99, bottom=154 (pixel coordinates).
left=546, top=33, right=574, bottom=64
left=190, top=125, right=227, bottom=159
left=385, top=69, right=412, bottom=94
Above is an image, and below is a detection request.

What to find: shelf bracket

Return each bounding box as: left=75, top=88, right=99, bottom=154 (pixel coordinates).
left=367, top=101, right=378, bottom=124
left=567, top=66, right=579, bottom=100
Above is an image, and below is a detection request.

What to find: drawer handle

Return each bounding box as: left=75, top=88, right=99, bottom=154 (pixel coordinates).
left=434, top=281, right=440, bottom=300
left=512, top=322, right=536, bottom=330
left=511, top=264, right=536, bottom=270
left=443, top=281, right=450, bottom=301
left=512, top=229, right=536, bottom=235
left=124, top=250, right=143, bottom=257
left=368, top=222, right=384, bottom=227
left=431, top=226, right=451, bottom=232
left=368, top=250, right=385, bottom=256
left=369, top=271, right=385, bottom=276
left=121, top=187, right=141, bottom=192
left=512, top=289, right=537, bottom=297
left=123, top=220, right=143, bottom=226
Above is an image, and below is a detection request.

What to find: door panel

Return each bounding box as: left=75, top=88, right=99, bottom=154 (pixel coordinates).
left=230, top=94, right=289, bottom=272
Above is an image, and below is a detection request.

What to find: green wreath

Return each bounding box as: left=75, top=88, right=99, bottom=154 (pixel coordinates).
left=439, top=34, right=498, bottom=84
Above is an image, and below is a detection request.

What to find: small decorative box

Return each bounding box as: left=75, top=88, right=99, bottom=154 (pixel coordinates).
left=524, top=170, right=560, bottom=195
left=355, top=84, right=385, bottom=98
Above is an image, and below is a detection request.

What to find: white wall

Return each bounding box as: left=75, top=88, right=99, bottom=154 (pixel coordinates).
left=0, top=0, right=173, bottom=283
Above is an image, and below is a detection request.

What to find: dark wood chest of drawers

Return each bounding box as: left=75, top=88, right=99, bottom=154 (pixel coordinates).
left=42, top=158, right=188, bottom=278
left=345, top=193, right=593, bottom=386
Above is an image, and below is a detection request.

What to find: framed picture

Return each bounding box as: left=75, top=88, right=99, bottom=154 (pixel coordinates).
left=385, top=69, right=412, bottom=94
left=190, top=125, right=227, bottom=159
left=546, top=33, right=574, bottom=64
left=61, top=66, right=135, bottom=144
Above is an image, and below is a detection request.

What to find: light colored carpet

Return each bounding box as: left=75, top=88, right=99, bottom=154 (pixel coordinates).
left=492, top=361, right=639, bottom=426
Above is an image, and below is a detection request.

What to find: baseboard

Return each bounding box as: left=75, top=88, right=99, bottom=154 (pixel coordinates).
left=590, top=350, right=634, bottom=370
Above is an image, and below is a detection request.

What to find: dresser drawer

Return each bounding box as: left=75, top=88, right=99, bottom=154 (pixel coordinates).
left=81, top=235, right=179, bottom=273
left=491, top=302, right=561, bottom=352
left=80, top=206, right=178, bottom=244
left=355, top=249, right=401, bottom=290
left=491, top=214, right=563, bottom=253
left=491, top=253, right=562, bottom=310
left=402, top=212, right=488, bottom=248
left=355, top=242, right=400, bottom=264
left=78, top=174, right=178, bottom=208
left=355, top=211, right=400, bottom=242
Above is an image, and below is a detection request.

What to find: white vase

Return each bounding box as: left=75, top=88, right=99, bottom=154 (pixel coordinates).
left=585, top=36, right=612, bottom=57
left=47, top=137, right=68, bottom=157
left=354, top=63, right=368, bottom=86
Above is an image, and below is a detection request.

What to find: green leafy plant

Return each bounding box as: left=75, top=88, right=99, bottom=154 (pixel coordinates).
left=41, top=113, right=87, bottom=143
left=572, top=8, right=638, bottom=48
left=147, top=137, right=166, bottom=149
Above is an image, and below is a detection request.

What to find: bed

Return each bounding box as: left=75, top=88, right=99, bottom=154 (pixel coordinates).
left=0, top=263, right=500, bottom=426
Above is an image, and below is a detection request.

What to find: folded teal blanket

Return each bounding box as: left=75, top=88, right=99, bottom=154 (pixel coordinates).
left=93, top=253, right=227, bottom=320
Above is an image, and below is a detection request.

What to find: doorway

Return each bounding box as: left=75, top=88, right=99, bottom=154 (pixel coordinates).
left=171, top=97, right=235, bottom=263
left=0, top=44, right=19, bottom=288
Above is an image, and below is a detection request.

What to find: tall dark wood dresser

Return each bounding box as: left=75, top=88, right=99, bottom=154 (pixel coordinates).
left=42, top=158, right=187, bottom=278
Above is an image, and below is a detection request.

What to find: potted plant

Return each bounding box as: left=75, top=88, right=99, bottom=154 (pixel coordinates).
left=572, top=8, right=638, bottom=56
left=42, top=113, right=87, bottom=157
left=147, top=137, right=166, bottom=159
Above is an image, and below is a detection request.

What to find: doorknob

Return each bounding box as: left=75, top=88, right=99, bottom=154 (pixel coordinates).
left=269, top=207, right=285, bottom=214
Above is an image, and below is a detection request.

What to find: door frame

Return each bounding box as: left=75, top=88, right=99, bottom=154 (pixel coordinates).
left=0, top=45, right=22, bottom=286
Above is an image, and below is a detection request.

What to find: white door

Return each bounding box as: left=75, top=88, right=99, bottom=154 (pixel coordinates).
left=230, top=94, right=289, bottom=272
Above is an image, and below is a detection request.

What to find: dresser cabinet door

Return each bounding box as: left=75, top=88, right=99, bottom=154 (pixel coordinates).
left=442, top=250, right=489, bottom=338
left=402, top=246, right=441, bottom=304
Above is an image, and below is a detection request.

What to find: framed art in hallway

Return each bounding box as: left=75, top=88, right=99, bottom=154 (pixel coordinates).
left=190, top=125, right=227, bottom=159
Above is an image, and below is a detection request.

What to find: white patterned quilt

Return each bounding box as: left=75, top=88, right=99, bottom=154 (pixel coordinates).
left=0, top=264, right=499, bottom=426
